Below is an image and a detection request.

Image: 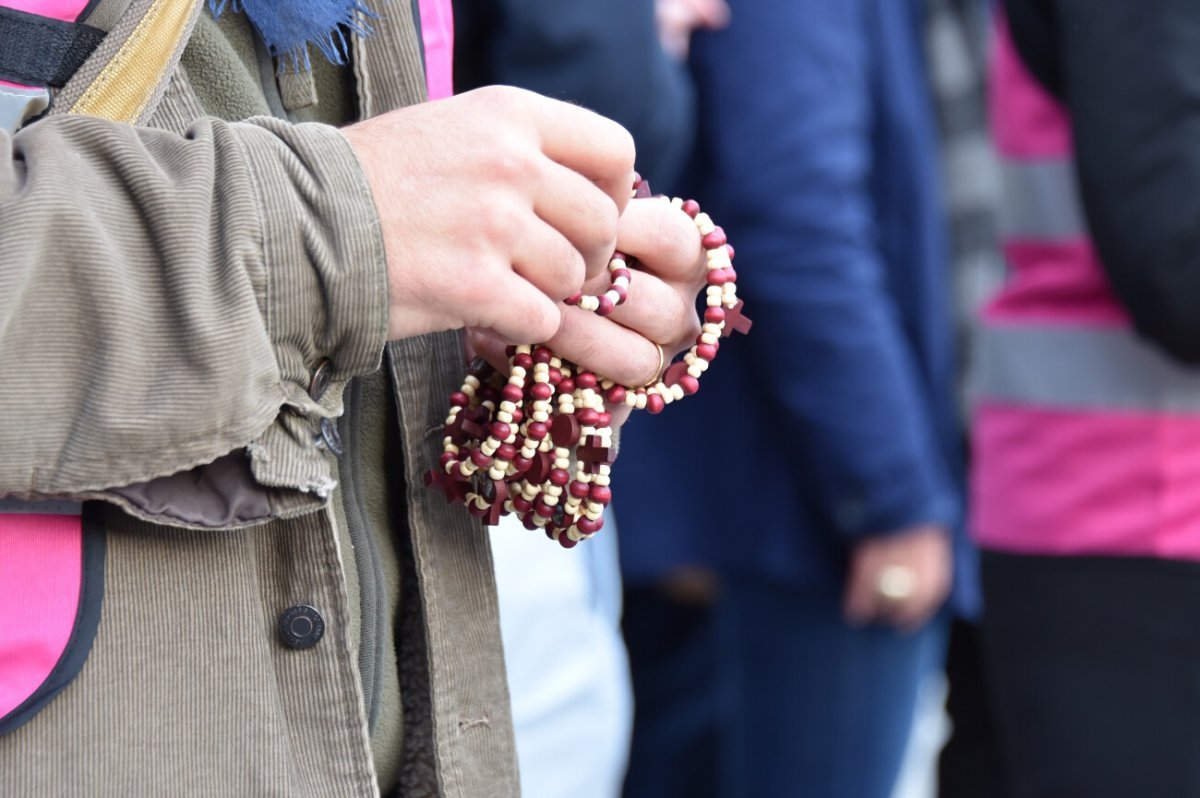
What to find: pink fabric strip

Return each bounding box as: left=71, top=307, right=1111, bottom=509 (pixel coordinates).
left=972, top=404, right=1200, bottom=559
left=0, top=514, right=83, bottom=718
left=989, top=14, right=1072, bottom=159
left=417, top=0, right=454, bottom=100
left=0, top=0, right=94, bottom=90
left=984, top=240, right=1128, bottom=327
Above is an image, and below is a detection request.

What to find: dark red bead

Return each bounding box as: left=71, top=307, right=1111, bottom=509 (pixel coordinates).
left=510, top=409, right=524, bottom=424
left=725, top=243, right=736, bottom=261
left=513, top=456, right=533, bottom=474
left=596, top=295, right=615, bottom=316
left=550, top=468, right=570, bottom=486
left=590, top=485, right=612, bottom=504
left=513, top=496, right=533, bottom=513
left=596, top=412, right=612, bottom=427
left=490, top=422, right=511, bottom=441
left=577, top=372, right=598, bottom=390
left=569, top=480, right=590, bottom=499
left=527, top=421, right=548, bottom=440
left=564, top=293, right=582, bottom=306
left=706, top=269, right=731, bottom=286
left=558, top=378, right=575, bottom=394
left=696, top=343, right=718, bottom=361
left=558, top=535, right=579, bottom=549
left=534, top=347, right=553, bottom=364
left=449, top=392, right=470, bottom=407
left=470, top=449, right=492, bottom=468
left=522, top=512, right=539, bottom=531
left=705, top=307, right=726, bottom=324
left=505, top=345, right=517, bottom=358
left=549, top=367, right=563, bottom=384
left=501, top=384, right=523, bottom=403
left=577, top=517, right=603, bottom=534
left=607, top=386, right=626, bottom=404
left=530, top=383, right=553, bottom=401
left=646, top=394, right=665, bottom=414
left=535, top=502, right=555, bottom=518
left=496, top=443, right=517, bottom=461
left=682, top=199, right=701, bottom=218
left=726, top=268, right=737, bottom=282
left=578, top=408, right=600, bottom=426
left=701, top=227, right=727, bottom=249
left=550, top=413, right=581, bottom=447
left=514, top=353, right=533, bottom=369
left=438, top=452, right=456, bottom=468
left=612, top=268, right=632, bottom=282
left=612, top=284, right=628, bottom=302
left=679, top=375, right=700, bottom=395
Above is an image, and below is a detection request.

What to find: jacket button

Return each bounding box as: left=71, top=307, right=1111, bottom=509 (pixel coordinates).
left=279, top=605, right=325, bottom=649
left=308, top=359, right=333, bottom=401
left=318, top=417, right=344, bottom=457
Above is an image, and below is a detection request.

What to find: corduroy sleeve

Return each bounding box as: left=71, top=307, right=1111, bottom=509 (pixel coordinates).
left=0, top=112, right=389, bottom=527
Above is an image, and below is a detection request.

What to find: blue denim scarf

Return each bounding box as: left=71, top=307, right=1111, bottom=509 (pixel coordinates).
left=208, top=0, right=376, bottom=68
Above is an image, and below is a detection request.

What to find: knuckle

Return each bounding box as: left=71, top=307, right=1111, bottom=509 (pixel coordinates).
left=476, top=200, right=523, bottom=243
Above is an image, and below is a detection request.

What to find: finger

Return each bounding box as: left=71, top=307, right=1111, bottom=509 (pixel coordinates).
left=533, top=159, right=621, bottom=281
left=547, top=307, right=663, bottom=387
left=472, top=270, right=565, bottom=345
left=590, top=270, right=697, bottom=351
left=465, top=328, right=511, bottom=372
left=615, top=198, right=705, bottom=284
left=842, top=563, right=882, bottom=627
left=512, top=216, right=588, bottom=303
left=520, top=91, right=637, bottom=212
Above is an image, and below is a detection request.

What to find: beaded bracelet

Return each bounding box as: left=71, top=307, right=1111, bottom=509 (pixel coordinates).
left=424, top=179, right=751, bottom=547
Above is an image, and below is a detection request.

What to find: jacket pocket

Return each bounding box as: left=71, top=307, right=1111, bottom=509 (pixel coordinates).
left=0, top=502, right=105, bottom=735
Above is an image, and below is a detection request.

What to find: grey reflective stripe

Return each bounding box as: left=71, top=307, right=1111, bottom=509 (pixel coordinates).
left=0, top=498, right=82, bottom=515
left=971, top=324, right=1200, bottom=411
left=999, top=159, right=1088, bottom=240
left=0, top=84, right=48, bottom=134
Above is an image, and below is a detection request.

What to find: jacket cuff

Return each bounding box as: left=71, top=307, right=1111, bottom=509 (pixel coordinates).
left=234, top=118, right=389, bottom=503
left=829, top=467, right=960, bottom=540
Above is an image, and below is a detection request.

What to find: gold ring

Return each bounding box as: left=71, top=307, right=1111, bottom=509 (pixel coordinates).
left=876, top=565, right=917, bottom=602
left=641, top=343, right=667, bottom=388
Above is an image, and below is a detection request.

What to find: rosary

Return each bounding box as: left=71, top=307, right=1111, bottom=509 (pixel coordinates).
left=425, top=179, right=751, bottom=547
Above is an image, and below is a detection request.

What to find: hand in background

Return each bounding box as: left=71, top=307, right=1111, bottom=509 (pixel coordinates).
left=842, top=525, right=952, bottom=632
left=656, top=0, right=731, bottom=60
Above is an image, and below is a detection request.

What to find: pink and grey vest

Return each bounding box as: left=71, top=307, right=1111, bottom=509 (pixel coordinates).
left=970, top=18, right=1200, bottom=560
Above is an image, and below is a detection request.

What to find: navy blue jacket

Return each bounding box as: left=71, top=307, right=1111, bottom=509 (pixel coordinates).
left=614, top=0, right=975, bottom=613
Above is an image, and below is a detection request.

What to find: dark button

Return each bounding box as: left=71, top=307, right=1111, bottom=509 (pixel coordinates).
left=308, top=359, right=333, bottom=401
left=279, top=605, right=325, bottom=649
left=318, top=416, right=344, bottom=457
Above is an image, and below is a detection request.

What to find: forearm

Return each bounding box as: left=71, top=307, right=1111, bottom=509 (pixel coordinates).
left=0, top=113, right=387, bottom=521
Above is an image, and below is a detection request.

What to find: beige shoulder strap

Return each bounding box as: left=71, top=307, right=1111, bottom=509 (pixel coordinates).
left=51, top=0, right=202, bottom=124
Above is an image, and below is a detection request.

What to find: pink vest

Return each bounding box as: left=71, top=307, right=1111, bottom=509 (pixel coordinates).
left=971, top=18, right=1200, bottom=560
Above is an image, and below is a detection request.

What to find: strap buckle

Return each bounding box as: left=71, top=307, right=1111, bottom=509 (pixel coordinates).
left=0, top=83, right=49, bottom=134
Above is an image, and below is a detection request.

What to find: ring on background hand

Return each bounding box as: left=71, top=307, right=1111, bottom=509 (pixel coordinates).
left=876, top=564, right=917, bottom=602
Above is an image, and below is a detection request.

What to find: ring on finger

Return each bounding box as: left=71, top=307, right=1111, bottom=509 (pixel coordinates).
left=876, top=564, right=917, bottom=602
left=639, top=343, right=667, bottom=389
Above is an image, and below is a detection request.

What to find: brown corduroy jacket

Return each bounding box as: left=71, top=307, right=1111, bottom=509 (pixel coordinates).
left=0, top=1, right=518, bottom=795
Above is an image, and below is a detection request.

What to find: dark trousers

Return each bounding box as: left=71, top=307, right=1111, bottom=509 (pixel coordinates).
left=623, top=578, right=946, bottom=798
left=981, top=550, right=1200, bottom=798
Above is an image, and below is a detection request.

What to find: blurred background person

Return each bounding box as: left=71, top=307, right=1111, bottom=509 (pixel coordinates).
left=973, top=3, right=1200, bottom=795
left=614, top=1, right=971, bottom=796
left=453, top=2, right=712, bottom=795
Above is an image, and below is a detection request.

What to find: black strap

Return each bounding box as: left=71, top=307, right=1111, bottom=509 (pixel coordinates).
left=0, top=6, right=104, bottom=88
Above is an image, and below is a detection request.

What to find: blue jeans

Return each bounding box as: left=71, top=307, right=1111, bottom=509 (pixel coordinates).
left=717, top=576, right=947, bottom=798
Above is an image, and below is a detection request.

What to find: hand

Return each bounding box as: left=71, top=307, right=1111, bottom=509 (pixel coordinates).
left=341, top=85, right=636, bottom=344
left=468, top=194, right=707, bottom=416
left=656, top=0, right=730, bottom=60
left=842, top=525, right=952, bottom=632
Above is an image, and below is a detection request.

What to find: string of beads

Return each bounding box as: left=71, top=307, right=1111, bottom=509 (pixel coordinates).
left=425, top=179, right=751, bottom=547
